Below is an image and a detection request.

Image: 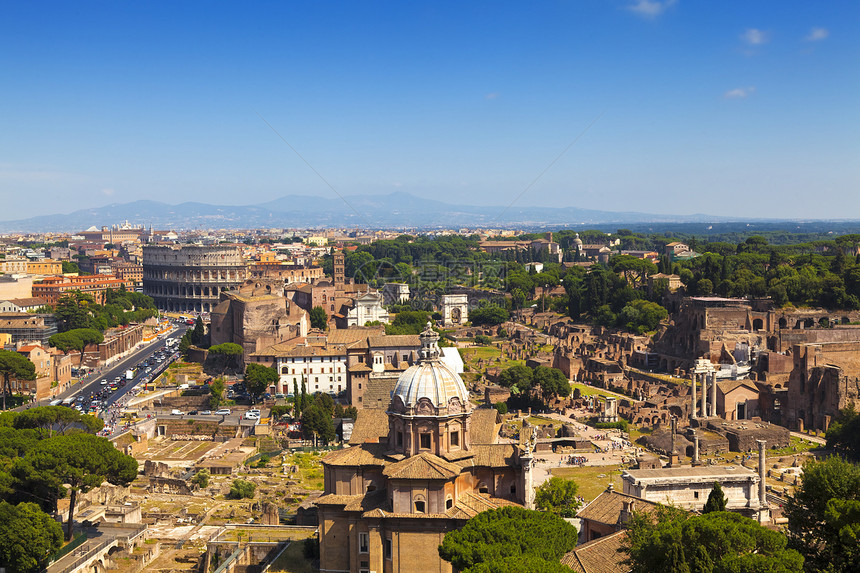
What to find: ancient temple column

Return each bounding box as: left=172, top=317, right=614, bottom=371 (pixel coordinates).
left=757, top=439, right=767, bottom=507
left=693, top=434, right=700, bottom=464
left=701, top=375, right=708, bottom=419
left=691, top=373, right=698, bottom=420
left=709, top=372, right=718, bottom=418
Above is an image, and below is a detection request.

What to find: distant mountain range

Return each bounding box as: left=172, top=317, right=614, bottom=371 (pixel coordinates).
left=0, top=192, right=759, bottom=233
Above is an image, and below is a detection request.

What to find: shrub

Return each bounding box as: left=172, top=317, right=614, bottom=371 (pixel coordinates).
left=191, top=469, right=210, bottom=489
left=228, top=479, right=256, bottom=499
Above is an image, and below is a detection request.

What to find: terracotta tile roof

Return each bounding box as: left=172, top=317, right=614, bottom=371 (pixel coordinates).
left=560, top=530, right=629, bottom=573
left=457, top=444, right=519, bottom=469
left=317, top=489, right=388, bottom=513
left=367, top=335, right=420, bottom=348
left=470, top=407, right=501, bottom=445
left=348, top=409, right=390, bottom=445
left=576, top=490, right=660, bottom=527
left=321, top=443, right=386, bottom=467
left=361, top=378, right=398, bottom=411
left=383, top=452, right=461, bottom=480
left=17, top=345, right=40, bottom=353
left=348, top=363, right=372, bottom=372
left=326, top=327, right=385, bottom=345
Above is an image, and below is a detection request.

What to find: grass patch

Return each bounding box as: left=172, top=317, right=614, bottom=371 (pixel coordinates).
left=570, top=383, right=618, bottom=399
left=549, top=464, right=624, bottom=502
left=768, top=436, right=819, bottom=456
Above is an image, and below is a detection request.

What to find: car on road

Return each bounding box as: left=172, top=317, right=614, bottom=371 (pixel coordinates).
left=215, top=408, right=231, bottom=415
left=244, top=412, right=260, bottom=420
left=100, top=380, right=108, bottom=385
left=199, top=410, right=212, bottom=415
left=170, top=409, right=184, bottom=416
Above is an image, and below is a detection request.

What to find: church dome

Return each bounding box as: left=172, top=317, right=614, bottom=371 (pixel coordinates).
left=391, top=323, right=469, bottom=411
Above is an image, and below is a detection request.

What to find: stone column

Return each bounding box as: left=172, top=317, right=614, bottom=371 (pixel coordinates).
left=520, top=450, right=535, bottom=510
left=709, top=372, right=718, bottom=418
left=757, top=439, right=767, bottom=507
left=693, top=434, right=700, bottom=465
left=701, top=374, right=708, bottom=419
left=691, top=373, right=698, bottom=420
left=669, top=416, right=677, bottom=466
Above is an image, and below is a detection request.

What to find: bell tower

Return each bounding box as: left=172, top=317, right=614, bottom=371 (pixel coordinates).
left=333, top=250, right=345, bottom=288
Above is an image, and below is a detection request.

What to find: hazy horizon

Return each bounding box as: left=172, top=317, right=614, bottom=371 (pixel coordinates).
left=2, top=1, right=857, bottom=220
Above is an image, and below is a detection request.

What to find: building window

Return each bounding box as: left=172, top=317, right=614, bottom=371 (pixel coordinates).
left=450, top=431, right=459, bottom=447
left=384, top=538, right=392, bottom=560
left=694, top=491, right=700, bottom=499
left=359, top=532, right=369, bottom=553
left=414, top=500, right=425, bottom=513
left=479, top=484, right=489, bottom=495
left=446, top=497, right=453, bottom=510
left=397, top=431, right=403, bottom=446
left=510, top=483, right=517, bottom=496
left=420, top=433, right=431, bottom=449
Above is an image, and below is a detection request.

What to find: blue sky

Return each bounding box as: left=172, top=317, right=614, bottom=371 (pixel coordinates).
left=0, top=1, right=857, bottom=221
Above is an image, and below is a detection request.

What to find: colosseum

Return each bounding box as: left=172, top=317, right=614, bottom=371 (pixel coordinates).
left=142, top=245, right=247, bottom=312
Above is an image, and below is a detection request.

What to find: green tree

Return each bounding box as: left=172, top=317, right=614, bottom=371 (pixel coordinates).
left=191, top=316, right=205, bottom=345
left=191, top=469, right=210, bottom=489
left=244, top=363, right=278, bottom=402
left=534, top=476, right=581, bottom=517
left=438, top=507, right=578, bottom=573
left=0, top=501, right=64, bottom=573
left=205, top=343, right=244, bottom=373
left=48, top=328, right=103, bottom=367
left=826, top=405, right=860, bottom=462
left=54, top=292, right=96, bottom=331
left=785, top=456, right=860, bottom=573
left=625, top=507, right=803, bottom=573
left=228, top=479, right=256, bottom=499
left=497, top=364, right=534, bottom=394
left=24, top=433, right=138, bottom=540
left=532, top=366, right=571, bottom=403
left=470, top=303, right=510, bottom=326
left=702, top=481, right=727, bottom=513
left=209, top=378, right=226, bottom=409
left=301, top=404, right=335, bottom=444
left=61, top=260, right=80, bottom=274
left=0, top=350, right=36, bottom=411
left=13, top=406, right=103, bottom=438
left=309, top=306, right=328, bottom=330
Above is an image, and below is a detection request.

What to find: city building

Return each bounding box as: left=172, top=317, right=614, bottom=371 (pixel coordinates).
left=32, top=274, right=133, bottom=305
left=382, top=283, right=410, bottom=305
left=210, top=279, right=309, bottom=357
left=0, top=297, right=48, bottom=313
left=142, top=245, right=247, bottom=312
left=345, top=291, right=390, bottom=327
left=0, top=313, right=59, bottom=345
left=0, top=274, right=34, bottom=300
left=316, top=324, right=531, bottom=573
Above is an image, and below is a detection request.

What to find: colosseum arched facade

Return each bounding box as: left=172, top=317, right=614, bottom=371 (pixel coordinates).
left=142, top=245, right=247, bottom=312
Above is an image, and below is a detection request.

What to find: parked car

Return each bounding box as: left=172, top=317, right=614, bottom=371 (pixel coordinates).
left=199, top=410, right=212, bottom=415
left=244, top=412, right=260, bottom=420
left=170, top=409, right=184, bottom=416
left=215, top=408, right=231, bottom=415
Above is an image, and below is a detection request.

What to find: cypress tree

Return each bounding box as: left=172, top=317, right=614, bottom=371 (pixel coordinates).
left=702, top=481, right=727, bottom=513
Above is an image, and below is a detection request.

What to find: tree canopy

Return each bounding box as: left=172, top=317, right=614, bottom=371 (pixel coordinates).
left=625, top=506, right=803, bottom=573
left=13, top=406, right=103, bottom=438
left=438, top=507, right=578, bottom=573
left=826, top=405, right=860, bottom=462
left=24, top=433, right=138, bottom=539
left=534, top=476, right=581, bottom=518
left=702, top=481, right=728, bottom=513
left=785, top=456, right=860, bottom=573
left=0, top=501, right=64, bottom=573
left=244, top=363, right=278, bottom=401
left=309, top=306, right=328, bottom=330
left=0, top=349, right=36, bottom=411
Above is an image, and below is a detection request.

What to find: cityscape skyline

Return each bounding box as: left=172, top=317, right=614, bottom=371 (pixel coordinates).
left=2, top=1, right=858, bottom=221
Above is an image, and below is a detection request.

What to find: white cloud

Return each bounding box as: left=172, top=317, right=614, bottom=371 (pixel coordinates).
left=741, top=28, right=769, bottom=45
left=101, top=188, right=115, bottom=196
left=806, top=27, right=829, bottom=41
left=724, top=86, right=756, bottom=99
left=628, top=0, right=677, bottom=18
